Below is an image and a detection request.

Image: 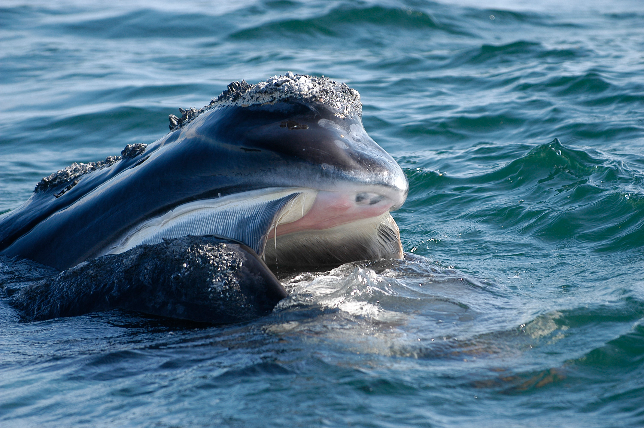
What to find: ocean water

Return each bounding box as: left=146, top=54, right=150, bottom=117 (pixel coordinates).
left=1, top=0, right=644, bottom=426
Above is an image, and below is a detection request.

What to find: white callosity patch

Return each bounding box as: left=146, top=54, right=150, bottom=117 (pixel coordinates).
left=35, top=144, right=147, bottom=194
left=227, top=73, right=362, bottom=119
left=169, top=73, right=363, bottom=131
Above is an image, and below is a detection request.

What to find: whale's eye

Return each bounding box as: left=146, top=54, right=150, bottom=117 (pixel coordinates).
left=280, top=120, right=309, bottom=130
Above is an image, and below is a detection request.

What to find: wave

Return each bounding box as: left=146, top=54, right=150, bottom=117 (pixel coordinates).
left=403, top=139, right=644, bottom=252
left=229, top=4, right=472, bottom=42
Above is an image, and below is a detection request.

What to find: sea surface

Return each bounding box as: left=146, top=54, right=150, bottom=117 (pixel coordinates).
left=1, top=0, right=644, bottom=426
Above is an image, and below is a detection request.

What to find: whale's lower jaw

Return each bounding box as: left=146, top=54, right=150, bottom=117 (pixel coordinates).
left=263, top=212, right=403, bottom=270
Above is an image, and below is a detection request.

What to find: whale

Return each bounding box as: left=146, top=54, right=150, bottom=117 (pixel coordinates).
left=0, top=73, right=408, bottom=323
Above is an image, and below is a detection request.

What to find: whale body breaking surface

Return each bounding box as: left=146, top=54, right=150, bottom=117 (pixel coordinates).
left=0, top=73, right=408, bottom=323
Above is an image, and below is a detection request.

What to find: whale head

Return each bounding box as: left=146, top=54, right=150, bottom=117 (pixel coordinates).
left=0, top=74, right=408, bottom=271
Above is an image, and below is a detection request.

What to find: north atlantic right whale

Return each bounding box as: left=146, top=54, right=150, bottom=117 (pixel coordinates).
left=0, top=73, right=408, bottom=323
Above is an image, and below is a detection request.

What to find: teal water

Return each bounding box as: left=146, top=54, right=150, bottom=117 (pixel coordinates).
left=1, top=0, right=644, bottom=426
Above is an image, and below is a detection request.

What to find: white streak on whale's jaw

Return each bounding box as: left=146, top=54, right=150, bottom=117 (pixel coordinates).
left=104, top=188, right=316, bottom=257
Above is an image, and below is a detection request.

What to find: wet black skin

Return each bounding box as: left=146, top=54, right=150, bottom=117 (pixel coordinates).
left=6, top=236, right=288, bottom=324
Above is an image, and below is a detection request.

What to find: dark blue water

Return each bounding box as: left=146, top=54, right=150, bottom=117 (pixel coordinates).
left=2, top=0, right=644, bottom=426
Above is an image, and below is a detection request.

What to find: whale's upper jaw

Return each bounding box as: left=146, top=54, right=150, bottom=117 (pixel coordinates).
left=190, top=95, right=409, bottom=202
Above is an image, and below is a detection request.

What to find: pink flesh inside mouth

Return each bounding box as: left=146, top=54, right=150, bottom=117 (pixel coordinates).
left=268, top=190, right=396, bottom=238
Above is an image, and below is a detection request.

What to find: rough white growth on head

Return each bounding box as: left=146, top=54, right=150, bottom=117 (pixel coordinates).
left=169, top=73, right=362, bottom=131
left=35, top=144, right=147, bottom=194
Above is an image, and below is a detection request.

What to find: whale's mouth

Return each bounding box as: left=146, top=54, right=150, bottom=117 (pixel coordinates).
left=105, top=187, right=403, bottom=269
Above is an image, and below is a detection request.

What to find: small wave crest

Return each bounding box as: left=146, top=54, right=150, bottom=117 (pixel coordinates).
left=266, top=255, right=504, bottom=358
left=405, top=139, right=644, bottom=252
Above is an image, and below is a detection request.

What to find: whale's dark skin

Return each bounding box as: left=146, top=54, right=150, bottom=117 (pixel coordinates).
left=6, top=236, right=287, bottom=323
left=0, top=74, right=408, bottom=323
